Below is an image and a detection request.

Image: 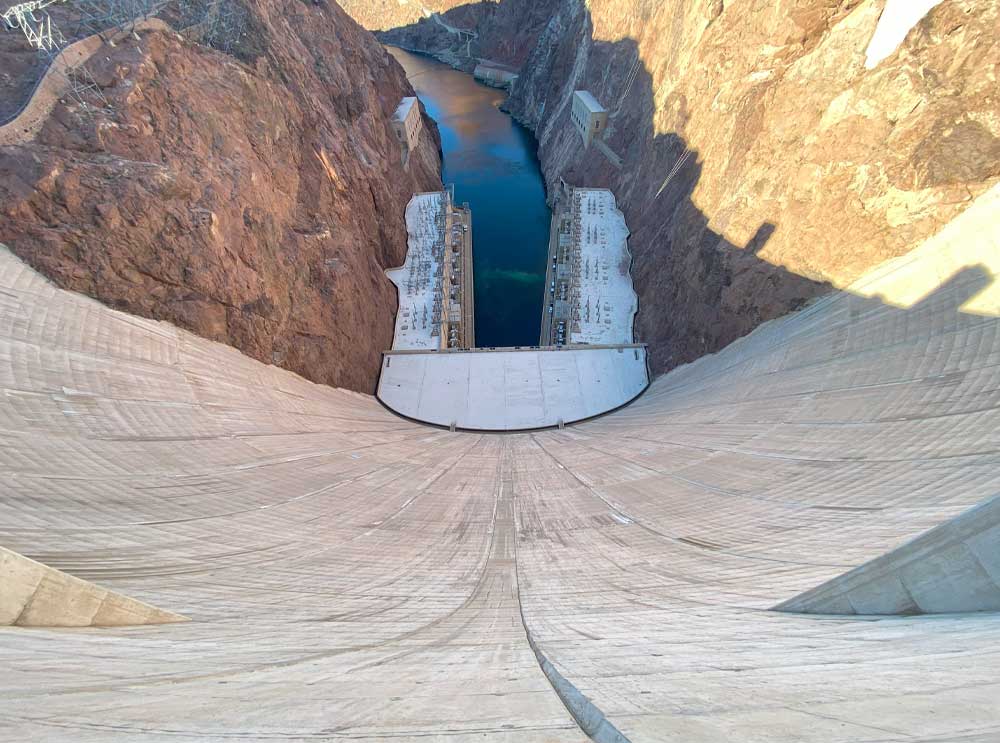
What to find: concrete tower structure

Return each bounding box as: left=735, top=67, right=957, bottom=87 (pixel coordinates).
left=571, top=90, right=608, bottom=147
left=391, top=96, right=422, bottom=163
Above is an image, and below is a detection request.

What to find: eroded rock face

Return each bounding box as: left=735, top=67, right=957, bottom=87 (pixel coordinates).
left=341, top=0, right=553, bottom=72
left=0, top=0, right=442, bottom=392
left=345, top=0, right=1000, bottom=375
left=335, top=0, right=470, bottom=32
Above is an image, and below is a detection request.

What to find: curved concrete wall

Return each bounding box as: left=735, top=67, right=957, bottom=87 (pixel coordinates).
left=0, top=185, right=998, bottom=741
left=377, top=346, right=649, bottom=430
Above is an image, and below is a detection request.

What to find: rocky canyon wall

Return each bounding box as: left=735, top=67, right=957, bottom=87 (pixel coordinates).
left=346, top=0, right=553, bottom=71
left=0, top=0, right=442, bottom=392
left=334, top=0, right=469, bottom=33
left=351, top=0, right=1000, bottom=375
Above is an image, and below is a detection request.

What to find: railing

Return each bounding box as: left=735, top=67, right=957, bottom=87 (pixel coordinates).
left=383, top=343, right=647, bottom=355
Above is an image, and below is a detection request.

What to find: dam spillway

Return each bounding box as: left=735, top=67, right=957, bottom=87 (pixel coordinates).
left=1, top=183, right=999, bottom=740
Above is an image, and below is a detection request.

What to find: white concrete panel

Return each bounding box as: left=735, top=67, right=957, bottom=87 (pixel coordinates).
left=377, top=347, right=649, bottom=430
left=538, top=351, right=587, bottom=420
left=377, top=352, right=426, bottom=415
left=468, top=352, right=506, bottom=429
left=415, top=350, right=468, bottom=426
left=503, top=352, right=547, bottom=429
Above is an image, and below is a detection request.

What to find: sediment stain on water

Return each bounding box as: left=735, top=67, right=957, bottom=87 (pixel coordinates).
left=387, top=47, right=550, bottom=349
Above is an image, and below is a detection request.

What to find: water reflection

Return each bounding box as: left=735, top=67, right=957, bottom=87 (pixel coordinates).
left=388, top=47, right=551, bottom=348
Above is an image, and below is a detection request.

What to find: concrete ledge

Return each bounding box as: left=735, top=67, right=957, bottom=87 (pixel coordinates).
left=775, top=496, right=1000, bottom=615
left=526, top=628, right=632, bottom=743
left=0, top=547, right=187, bottom=627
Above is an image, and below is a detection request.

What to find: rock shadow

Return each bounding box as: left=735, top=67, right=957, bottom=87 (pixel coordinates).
left=380, top=0, right=837, bottom=375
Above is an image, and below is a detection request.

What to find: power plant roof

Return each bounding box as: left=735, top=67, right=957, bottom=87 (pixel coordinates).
left=574, top=90, right=606, bottom=114
left=393, top=95, right=418, bottom=121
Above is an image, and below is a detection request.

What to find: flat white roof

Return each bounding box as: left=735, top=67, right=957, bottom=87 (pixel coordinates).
left=571, top=188, right=637, bottom=344
left=377, top=346, right=648, bottom=430
left=393, top=96, right=418, bottom=122
left=574, top=90, right=606, bottom=114
left=385, top=192, right=444, bottom=350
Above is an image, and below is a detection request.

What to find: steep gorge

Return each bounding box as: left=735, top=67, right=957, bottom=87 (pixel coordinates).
left=0, top=0, right=442, bottom=392
left=355, top=0, right=1000, bottom=374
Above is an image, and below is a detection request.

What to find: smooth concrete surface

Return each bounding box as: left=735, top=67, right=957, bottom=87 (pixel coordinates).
left=377, top=345, right=649, bottom=430
left=0, top=547, right=187, bottom=627
left=0, top=175, right=999, bottom=743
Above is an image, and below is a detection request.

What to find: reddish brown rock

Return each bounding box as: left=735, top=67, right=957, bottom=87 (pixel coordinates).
left=0, top=0, right=442, bottom=392
left=339, top=0, right=552, bottom=72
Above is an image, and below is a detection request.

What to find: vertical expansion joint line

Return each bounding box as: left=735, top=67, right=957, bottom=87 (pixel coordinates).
left=506, top=452, right=633, bottom=743
left=523, top=630, right=633, bottom=743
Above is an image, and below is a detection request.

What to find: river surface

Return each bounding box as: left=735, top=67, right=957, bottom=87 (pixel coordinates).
left=387, top=47, right=550, bottom=349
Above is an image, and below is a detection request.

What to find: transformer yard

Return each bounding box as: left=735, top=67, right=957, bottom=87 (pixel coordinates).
left=385, top=190, right=474, bottom=351
left=540, top=184, right=637, bottom=347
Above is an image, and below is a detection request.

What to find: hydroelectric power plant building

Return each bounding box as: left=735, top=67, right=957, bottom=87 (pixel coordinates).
left=473, top=61, right=519, bottom=90
left=378, top=186, right=647, bottom=431
left=541, top=185, right=636, bottom=347
left=391, top=95, right=422, bottom=165
left=384, top=190, right=474, bottom=351
left=571, top=90, right=609, bottom=147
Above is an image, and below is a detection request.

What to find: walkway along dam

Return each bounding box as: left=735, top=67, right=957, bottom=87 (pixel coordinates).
left=1, top=180, right=999, bottom=740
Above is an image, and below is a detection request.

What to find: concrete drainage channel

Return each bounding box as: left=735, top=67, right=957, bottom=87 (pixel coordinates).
left=525, top=628, right=633, bottom=743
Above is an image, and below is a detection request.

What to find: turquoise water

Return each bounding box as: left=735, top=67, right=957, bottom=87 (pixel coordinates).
left=388, top=47, right=550, bottom=348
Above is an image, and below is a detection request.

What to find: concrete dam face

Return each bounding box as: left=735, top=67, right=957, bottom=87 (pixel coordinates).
left=2, top=180, right=999, bottom=741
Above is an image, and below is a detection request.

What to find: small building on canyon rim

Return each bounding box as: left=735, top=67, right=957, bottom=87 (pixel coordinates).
left=391, top=96, right=422, bottom=162
left=571, top=90, right=608, bottom=147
